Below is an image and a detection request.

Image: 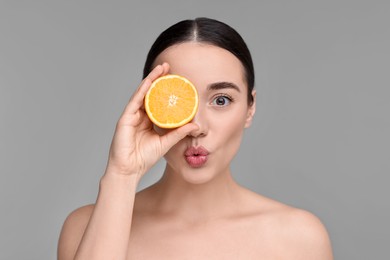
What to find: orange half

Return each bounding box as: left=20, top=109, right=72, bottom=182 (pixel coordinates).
left=144, top=74, right=199, bottom=128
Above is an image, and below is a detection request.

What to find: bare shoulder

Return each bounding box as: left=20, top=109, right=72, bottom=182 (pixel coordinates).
left=275, top=206, right=333, bottom=259
left=242, top=190, right=333, bottom=259
left=57, top=204, right=95, bottom=260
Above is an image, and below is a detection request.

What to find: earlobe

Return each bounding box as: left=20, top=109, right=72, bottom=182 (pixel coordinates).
left=245, top=90, right=256, bottom=128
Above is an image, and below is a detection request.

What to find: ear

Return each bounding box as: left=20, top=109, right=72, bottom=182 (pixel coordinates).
left=245, top=90, right=256, bottom=128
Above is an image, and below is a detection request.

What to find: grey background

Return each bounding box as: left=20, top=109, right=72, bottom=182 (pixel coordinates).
left=1, top=0, right=389, bottom=259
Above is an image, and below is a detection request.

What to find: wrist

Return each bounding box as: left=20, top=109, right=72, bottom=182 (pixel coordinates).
left=100, top=171, right=140, bottom=191
left=104, top=161, right=146, bottom=177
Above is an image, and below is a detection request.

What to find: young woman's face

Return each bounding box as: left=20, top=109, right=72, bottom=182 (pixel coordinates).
left=153, top=42, right=255, bottom=184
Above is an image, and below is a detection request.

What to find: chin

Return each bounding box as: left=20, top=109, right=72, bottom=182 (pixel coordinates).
left=181, top=170, right=215, bottom=185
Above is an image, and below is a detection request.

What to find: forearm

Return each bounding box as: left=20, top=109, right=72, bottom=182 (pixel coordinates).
left=74, top=173, right=139, bottom=260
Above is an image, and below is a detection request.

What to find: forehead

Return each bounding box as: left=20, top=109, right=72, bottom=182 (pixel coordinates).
left=153, top=42, right=246, bottom=92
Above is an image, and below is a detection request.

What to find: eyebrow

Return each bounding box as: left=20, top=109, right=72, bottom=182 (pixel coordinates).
left=207, top=82, right=241, bottom=92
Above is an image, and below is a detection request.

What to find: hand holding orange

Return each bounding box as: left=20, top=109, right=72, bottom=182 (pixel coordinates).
left=144, top=75, right=199, bottom=128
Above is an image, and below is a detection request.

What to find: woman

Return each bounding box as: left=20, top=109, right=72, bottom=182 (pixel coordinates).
left=58, top=17, right=333, bottom=259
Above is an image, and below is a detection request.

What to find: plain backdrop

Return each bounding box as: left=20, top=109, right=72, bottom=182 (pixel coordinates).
left=1, top=0, right=389, bottom=259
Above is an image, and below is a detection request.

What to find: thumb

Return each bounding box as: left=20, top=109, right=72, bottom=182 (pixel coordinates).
left=159, top=123, right=199, bottom=155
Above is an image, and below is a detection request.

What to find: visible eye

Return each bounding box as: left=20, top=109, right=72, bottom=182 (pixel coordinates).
left=211, top=94, right=233, bottom=107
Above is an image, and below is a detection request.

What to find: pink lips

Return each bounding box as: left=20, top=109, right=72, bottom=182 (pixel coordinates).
left=184, top=146, right=209, bottom=168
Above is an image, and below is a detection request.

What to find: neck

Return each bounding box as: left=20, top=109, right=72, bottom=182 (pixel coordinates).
left=148, top=164, right=243, bottom=223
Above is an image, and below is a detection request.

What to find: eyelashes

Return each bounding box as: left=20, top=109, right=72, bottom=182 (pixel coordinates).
left=210, top=93, right=234, bottom=107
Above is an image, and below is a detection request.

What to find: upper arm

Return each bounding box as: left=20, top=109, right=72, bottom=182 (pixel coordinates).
left=57, top=204, right=95, bottom=260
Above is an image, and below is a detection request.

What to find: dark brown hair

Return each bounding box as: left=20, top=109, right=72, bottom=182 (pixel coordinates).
left=143, top=17, right=255, bottom=105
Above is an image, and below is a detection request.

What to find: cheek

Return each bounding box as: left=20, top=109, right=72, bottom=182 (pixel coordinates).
left=211, top=107, right=248, bottom=131
left=157, top=125, right=185, bottom=160
left=163, top=135, right=186, bottom=162
left=210, top=108, right=247, bottom=149
left=212, top=123, right=245, bottom=168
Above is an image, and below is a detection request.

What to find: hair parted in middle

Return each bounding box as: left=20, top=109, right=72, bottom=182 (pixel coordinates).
left=143, top=17, right=255, bottom=105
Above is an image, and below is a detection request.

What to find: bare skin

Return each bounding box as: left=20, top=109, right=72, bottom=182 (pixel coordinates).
left=58, top=43, right=333, bottom=259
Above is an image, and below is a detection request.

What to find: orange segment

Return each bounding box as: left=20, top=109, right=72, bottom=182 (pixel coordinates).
left=144, top=74, right=198, bottom=128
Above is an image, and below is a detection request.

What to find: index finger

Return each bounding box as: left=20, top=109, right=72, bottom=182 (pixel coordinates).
left=124, top=63, right=170, bottom=116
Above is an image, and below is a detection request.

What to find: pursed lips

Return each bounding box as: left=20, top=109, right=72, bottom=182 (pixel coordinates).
left=184, top=146, right=209, bottom=168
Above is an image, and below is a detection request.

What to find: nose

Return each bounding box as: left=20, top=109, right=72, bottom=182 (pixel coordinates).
left=188, top=106, right=208, bottom=138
